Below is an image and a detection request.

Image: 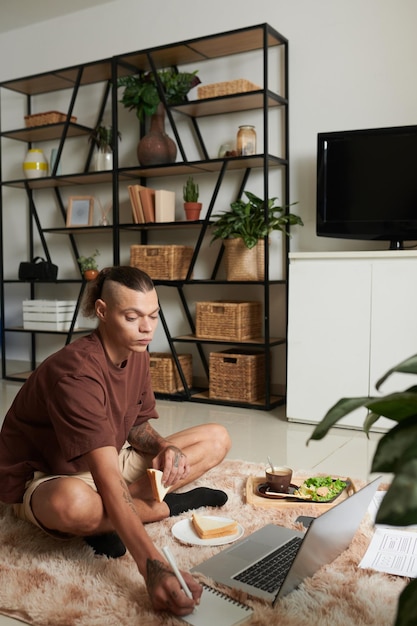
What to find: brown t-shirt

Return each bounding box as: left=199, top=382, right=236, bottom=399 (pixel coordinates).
left=0, top=330, right=158, bottom=503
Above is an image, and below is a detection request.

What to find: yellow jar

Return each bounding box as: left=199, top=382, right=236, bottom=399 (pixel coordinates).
left=23, top=149, right=48, bottom=179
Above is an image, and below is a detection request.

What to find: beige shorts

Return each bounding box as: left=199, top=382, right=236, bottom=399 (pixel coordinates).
left=12, top=446, right=152, bottom=537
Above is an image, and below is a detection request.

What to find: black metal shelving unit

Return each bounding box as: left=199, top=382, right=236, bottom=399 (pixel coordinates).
left=0, top=23, right=289, bottom=409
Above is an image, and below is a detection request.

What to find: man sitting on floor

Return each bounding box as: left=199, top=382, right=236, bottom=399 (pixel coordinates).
left=0, top=266, right=231, bottom=618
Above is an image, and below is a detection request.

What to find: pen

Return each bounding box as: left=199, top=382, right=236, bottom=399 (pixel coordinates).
left=162, top=545, right=193, bottom=600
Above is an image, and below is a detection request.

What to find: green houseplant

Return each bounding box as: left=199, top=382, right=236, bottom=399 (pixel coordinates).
left=117, top=68, right=200, bottom=121
left=77, top=249, right=100, bottom=280
left=210, top=190, right=303, bottom=250
left=89, top=125, right=121, bottom=151
left=210, top=190, right=303, bottom=280
left=118, top=68, right=201, bottom=166
left=183, top=176, right=202, bottom=220
left=308, top=353, right=417, bottom=626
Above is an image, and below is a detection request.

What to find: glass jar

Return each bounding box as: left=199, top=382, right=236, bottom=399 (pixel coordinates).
left=237, top=125, right=256, bottom=156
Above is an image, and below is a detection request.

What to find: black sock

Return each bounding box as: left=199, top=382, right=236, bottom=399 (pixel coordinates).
left=164, top=487, right=228, bottom=517
left=84, top=532, right=126, bottom=558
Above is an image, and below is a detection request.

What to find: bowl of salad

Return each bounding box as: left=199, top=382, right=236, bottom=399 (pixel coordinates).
left=292, top=476, right=350, bottom=502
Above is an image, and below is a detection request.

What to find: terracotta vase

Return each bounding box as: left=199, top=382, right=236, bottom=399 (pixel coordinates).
left=184, top=202, right=202, bottom=221
left=137, top=103, right=177, bottom=166
left=84, top=269, right=99, bottom=281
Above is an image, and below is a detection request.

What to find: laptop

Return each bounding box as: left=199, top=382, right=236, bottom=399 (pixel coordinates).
left=191, top=476, right=381, bottom=605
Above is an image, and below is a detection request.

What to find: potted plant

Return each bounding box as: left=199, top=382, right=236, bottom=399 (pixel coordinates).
left=183, top=176, right=202, bottom=220
left=308, top=354, right=417, bottom=626
left=77, top=249, right=100, bottom=281
left=117, top=68, right=200, bottom=166
left=89, top=125, right=121, bottom=171
left=210, top=190, right=303, bottom=280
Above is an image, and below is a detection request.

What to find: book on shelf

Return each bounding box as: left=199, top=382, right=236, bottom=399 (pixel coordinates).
left=138, top=185, right=155, bottom=222
left=128, top=185, right=144, bottom=223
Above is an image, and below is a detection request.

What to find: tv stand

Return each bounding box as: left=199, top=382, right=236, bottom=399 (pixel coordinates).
left=389, top=240, right=404, bottom=250
left=287, top=250, right=417, bottom=432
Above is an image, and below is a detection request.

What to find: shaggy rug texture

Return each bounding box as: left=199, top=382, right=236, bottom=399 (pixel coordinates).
left=0, top=459, right=407, bottom=626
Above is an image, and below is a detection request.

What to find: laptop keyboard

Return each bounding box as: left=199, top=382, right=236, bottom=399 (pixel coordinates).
left=232, top=536, right=303, bottom=593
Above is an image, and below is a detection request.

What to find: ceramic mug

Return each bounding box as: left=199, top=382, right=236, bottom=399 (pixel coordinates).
left=265, top=466, right=293, bottom=493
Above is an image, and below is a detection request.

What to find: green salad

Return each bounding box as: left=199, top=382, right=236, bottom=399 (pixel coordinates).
left=293, top=476, right=347, bottom=502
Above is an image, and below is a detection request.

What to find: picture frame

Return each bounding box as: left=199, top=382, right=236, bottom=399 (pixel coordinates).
left=66, top=196, right=94, bottom=227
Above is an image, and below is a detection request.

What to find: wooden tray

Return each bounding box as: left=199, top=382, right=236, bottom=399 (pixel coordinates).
left=246, top=475, right=356, bottom=512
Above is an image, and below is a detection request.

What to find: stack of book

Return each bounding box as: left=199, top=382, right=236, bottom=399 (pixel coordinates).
left=128, top=185, right=175, bottom=223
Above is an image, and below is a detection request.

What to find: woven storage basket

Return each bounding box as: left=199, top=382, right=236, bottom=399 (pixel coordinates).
left=195, top=300, right=262, bottom=341
left=149, top=352, right=192, bottom=393
left=209, top=349, right=266, bottom=402
left=24, top=111, right=77, bottom=127
left=223, top=238, right=265, bottom=281
left=130, top=245, right=193, bottom=280
left=198, top=79, right=260, bottom=99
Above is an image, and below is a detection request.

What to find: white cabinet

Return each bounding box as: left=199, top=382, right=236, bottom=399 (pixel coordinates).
left=286, top=251, right=417, bottom=432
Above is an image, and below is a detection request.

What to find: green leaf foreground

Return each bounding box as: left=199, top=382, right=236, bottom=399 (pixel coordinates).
left=307, top=353, right=417, bottom=626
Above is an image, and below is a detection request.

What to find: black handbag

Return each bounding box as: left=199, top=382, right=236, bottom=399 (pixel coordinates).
left=18, top=257, right=58, bottom=281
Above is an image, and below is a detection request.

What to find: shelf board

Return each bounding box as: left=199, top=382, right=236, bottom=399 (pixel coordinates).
left=4, top=279, right=82, bottom=284
left=173, top=335, right=286, bottom=347
left=173, top=91, right=286, bottom=118
left=2, top=122, right=91, bottom=143
left=42, top=225, right=113, bottom=235
left=4, top=326, right=91, bottom=334
left=117, top=24, right=286, bottom=72
left=189, top=390, right=285, bottom=409
left=2, top=155, right=285, bottom=189
left=0, top=59, right=114, bottom=95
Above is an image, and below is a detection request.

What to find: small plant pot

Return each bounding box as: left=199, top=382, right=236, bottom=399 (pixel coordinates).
left=184, top=202, right=202, bottom=221
left=84, top=269, right=99, bottom=281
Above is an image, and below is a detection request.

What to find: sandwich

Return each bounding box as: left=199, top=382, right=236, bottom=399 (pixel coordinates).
left=147, top=468, right=170, bottom=502
left=192, top=513, right=238, bottom=539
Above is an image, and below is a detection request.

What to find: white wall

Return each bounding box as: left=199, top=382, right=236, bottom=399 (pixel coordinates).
left=2, top=0, right=416, bottom=251
left=1, top=0, right=417, bottom=368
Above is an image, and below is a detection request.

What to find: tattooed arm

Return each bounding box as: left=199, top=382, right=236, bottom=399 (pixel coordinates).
left=85, top=445, right=201, bottom=615
left=128, top=422, right=190, bottom=486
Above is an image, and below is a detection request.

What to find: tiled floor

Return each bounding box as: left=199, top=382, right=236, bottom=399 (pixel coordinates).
left=0, top=378, right=386, bottom=625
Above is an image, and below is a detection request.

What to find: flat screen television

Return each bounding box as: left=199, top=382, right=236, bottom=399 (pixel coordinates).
left=316, top=125, right=417, bottom=249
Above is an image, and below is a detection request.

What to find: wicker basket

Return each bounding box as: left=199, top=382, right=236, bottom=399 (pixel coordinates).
left=209, top=349, right=266, bottom=402
left=195, top=300, right=262, bottom=341
left=130, top=245, right=193, bottom=280
left=223, top=238, right=265, bottom=281
left=198, top=79, right=260, bottom=99
left=149, top=352, right=192, bottom=393
left=24, top=111, right=77, bottom=127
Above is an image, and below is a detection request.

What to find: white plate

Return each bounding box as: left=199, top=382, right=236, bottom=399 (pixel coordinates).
left=171, top=516, right=244, bottom=546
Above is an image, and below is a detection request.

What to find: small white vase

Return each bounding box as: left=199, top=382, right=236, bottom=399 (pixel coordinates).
left=94, top=148, right=113, bottom=171
left=22, top=148, right=48, bottom=179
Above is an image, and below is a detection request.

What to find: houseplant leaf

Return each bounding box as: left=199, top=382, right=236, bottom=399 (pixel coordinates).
left=395, top=577, right=417, bottom=626
left=366, top=391, right=417, bottom=421
left=375, top=457, right=417, bottom=526
left=308, top=397, right=371, bottom=442
left=309, top=352, right=417, bottom=625
left=371, top=417, right=417, bottom=472
left=376, top=354, right=417, bottom=389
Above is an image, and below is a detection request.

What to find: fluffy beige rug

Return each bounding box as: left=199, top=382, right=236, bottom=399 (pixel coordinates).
left=0, top=459, right=407, bottom=626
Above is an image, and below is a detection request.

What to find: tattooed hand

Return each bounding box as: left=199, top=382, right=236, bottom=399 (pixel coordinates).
left=146, top=558, right=201, bottom=615
left=153, top=445, right=190, bottom=488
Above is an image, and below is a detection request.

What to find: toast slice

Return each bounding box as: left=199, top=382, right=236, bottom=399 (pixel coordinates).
left=147, top=468, right=170, bottom=502
left=192, top=513, right=238, bottom=539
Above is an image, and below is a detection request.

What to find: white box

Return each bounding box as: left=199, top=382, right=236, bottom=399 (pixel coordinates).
left=22, top=300, right=78, bottom=331
left=154, top=189, right=175, bottom=222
